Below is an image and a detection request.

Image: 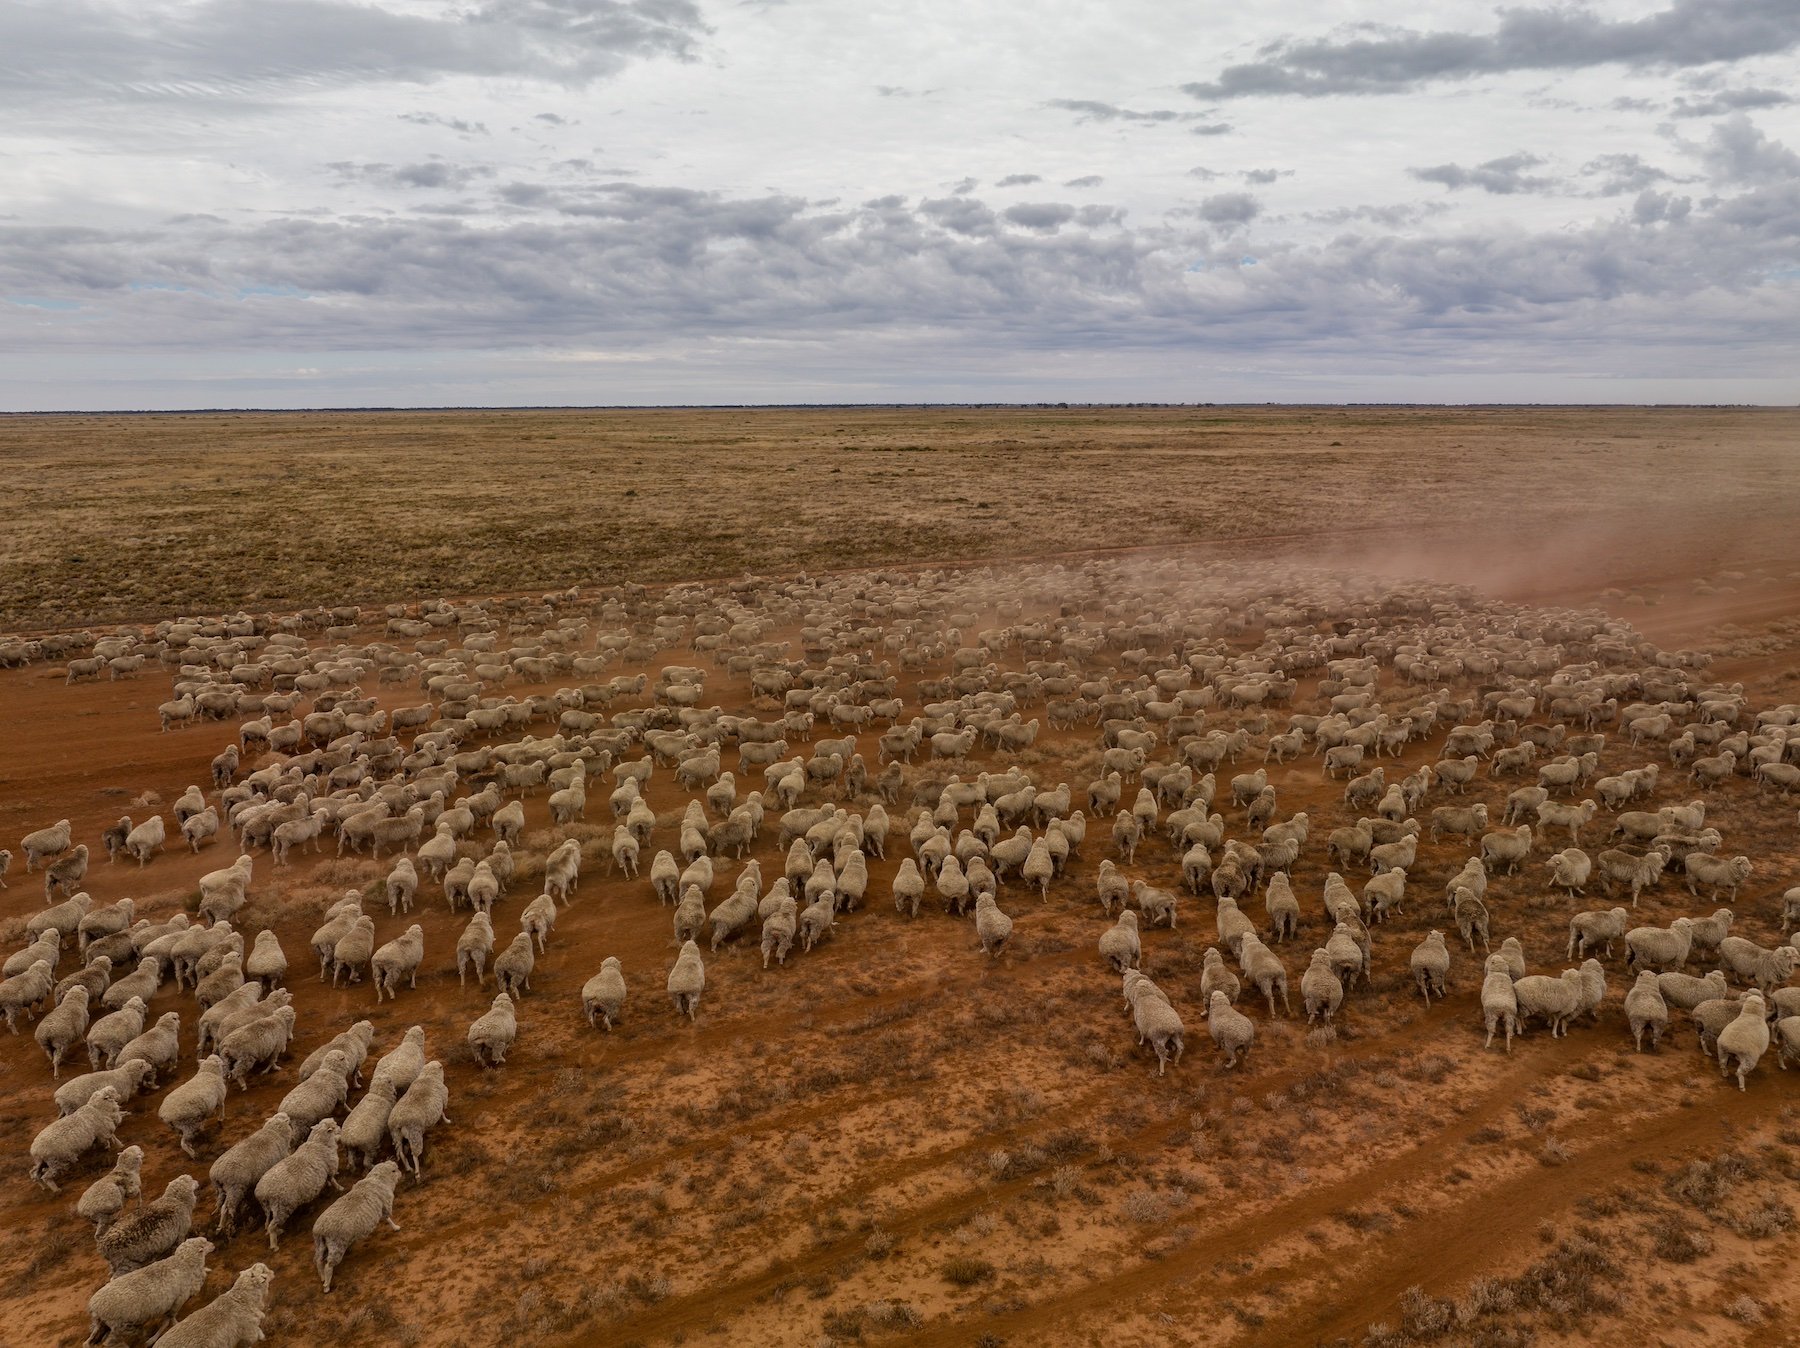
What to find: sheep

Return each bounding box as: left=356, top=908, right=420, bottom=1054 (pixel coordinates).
left=85, top=1235, right=214, bottom=1346
left=1129, top=980, right=1186, bottom=1075
left=1265, top=872, right=1301, bottom=942
left=0, top=957, right=55, bottom=1032
left=99, top=1173, right=202, bottom=1275
left=1238, top=932, right=1292, bottom=1016
left=45, top=844, right=91, bottom=899
left=1776, top=1015, right=1800, bottom=1071
left=1369, top=833, right=1417, bottom=875
left=312, top=1160, right=403, bottom=1292
left=78, top=1143, right=146, bottom=1238
left=1364, top=869, right=1407, bottom=924
left=667, top=940, right=705, bottom=1020
left=1624, top=970, right=1669, bottom=1051
left=195, top=951, right=246, bottom=1011
left=1451, top=888, right=1490, bottom=953
left=207, top=1113, right=295, bottom=1237
left=197, top=854, right=255, bottom=926
left=1685, top=907, right=1735, bottom=959
left=4, top=930, right=61, bottom=982
left=1625, top=919, right=1695, bottom=974
left=22, top=818, right=72, bottom=869
left=256, top=1118, right=342, bottom=1250
left=117, top=1009, right=183, bottom=1086
left=301, top=1020, right=374, bottom=1089
left=1683, top=852, right=1752, bottom=900
left=1568, top=907, right=1630, bottom=960
left=371, top=924, right=425, bottom=1002
left=1503, top=786, right=1549, bottom=826
left=1098, top=910, right=1141, bottom=973
left=543, top=838, right=582, bottom=904
left=388, top=1060, right=451, bottom=1178
left=493, top=930, right=536, bottom=998
left=1410, top=931, right=1450, bottom=1004
left=152, top=1262, right=274, bottom=1348
left=36, top=984, right=91, bottom=1076
left=1597, top=847, right=1667, bottom=905
left=1481, top=957, right=1518, bottom=1051
left=1512, top=969, right=1584, bottom=1038
left=799, top=892, right=836, bottom=951
left=330, top=915, right=377, bottom=987
left=1547, top=847, right=1591, bottom=898
left=1536, top=798, right=1597, bottom=844
left=1716, top=992, right=1771, bottom=1089
left=56, top=1060, right=157, bottom=1124
left=28, top=891, right=93, bottom=942
left=1207, top=991, right=1255, bottom=1067
left=339, top=1075, right=399, bottom=1174
left=1200, top=947, right=1240, bottom=1015
left=159, top=1055, right=229, bottom=1158
left=1480, top=824, right=1532, bottom=875
left=220, top=1006, right=296, bottom=1091
left=124, top=815, right=167, bottom=867
left=0, top=847, right=9, bottom=887
left=456, top=912, right=494, bottom=988
left=1657, top=969, right=1729, bottom=1012
left=1301, top=949, right=1343, bottom=1025
left=1717, top=937, right=1800, bottom=994
left=582, top=957, right=627, bottom=1029
left=974, top=892, right=1013, bottom=956
left=468, top=991, right=518, bottom=1068
left=1134, top=880, right=1178, bottom=930
left=1428, top=803, right=1487, bottom=843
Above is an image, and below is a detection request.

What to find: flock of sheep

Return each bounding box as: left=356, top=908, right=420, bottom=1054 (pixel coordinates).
left=3, top=554, right=1799, bottom=1343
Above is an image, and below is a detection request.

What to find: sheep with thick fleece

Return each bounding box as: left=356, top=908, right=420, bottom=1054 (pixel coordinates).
left=467, top=991, right=518, bottom=1068
left=21, top=818, right=72, bottom=870
left=1237, top=932, right=1291, bottom=1016
left=1625, top=970, right=1669, bottom=1051
left=209, top=1113, right=294, bottom=1236
left=340, top=1076, right=398, bottom=1173
left=1597, top=847, right=1666, bottom=905
left=492, top=930, right=535, bottom=998
left=30, top=1084, right=124, bottom=1191
left=1683, top=852, right=1752, bottom=900
left=219, top=1006, right=296, bottom=1091
left=78, top=1144, right=144, bottom=1234
left=583, top=957, right=627, bottom=1028
left=36, top=984, right=90, bottom=1076
left=388, top=1061, right=451, bottom=1178
left=1200, top=947, right=1240, bottom=1014
left=99, top=1173, right=201, bottom=1275
left=255, top=1118, right=341, bottom=1250
left=1716, top=992, right=1771, bottom=1089
left=456, top=912, right=494, bottom=988
left=974, top=892, right=1013, bottom=956
left=1625, top=919, right=1695, bottom=973
left=667, top=940, right=705, bottom=1020
left=124, top=815, right=167, bottom=867
left=1098, top=910, right=1140, bottom=972
left=86, top=1235, right=213, bottom=1346
left=1301, top=950, right=1343, bottom=1024
left=1717, top=937, right=1799, bottom=994
left=1410, top=931, right=1450, bottom=1004
left=1207, top=991, right=1254, bottom=1068
left=1513, top=969, right=1584, bottom=1038
left=371, top=925, right=425, bottom=1002
left=159, top=1055, right=229, bottom=1158
left=1482, top=956, right=1519, bottom=1051
left=301, top=1021, right=374, bottom=1088
left=152, top=1262, right=273, bottom=1348
left=312, top=1160, right=402, bottom=1292
left=1567, top=907, right=1630, bottom=960
left=1127, top=978, right=1185, bottom=1074
left=1480, top=824, right=1532, bottom=875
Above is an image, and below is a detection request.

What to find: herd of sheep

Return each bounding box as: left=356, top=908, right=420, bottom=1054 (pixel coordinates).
left=3, top=554, right=1799, bottom=1342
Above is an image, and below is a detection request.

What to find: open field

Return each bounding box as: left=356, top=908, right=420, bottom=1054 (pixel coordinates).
left=1, top=405, right=1798, bottom=629
left=4, top=409, right=1800, bottom=1347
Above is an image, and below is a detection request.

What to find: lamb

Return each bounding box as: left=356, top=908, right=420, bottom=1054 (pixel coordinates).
left=98, top=1173, right=201, bottom=1275
left=974, top=892, right=1013, bottom=956
left=152, top=1262, right=273, bottom=1348
left=1568, top=907, right=1631, bottom=960
left=312, top=1160, right=403, bottom=1292
left=1683, top=852, right=1752, bottom=900
left=1624, top=970, right=1669, bottom=1051
left=468, top=991, right=518, bottom=1067
left=209, top=1113, right=295, bottom=1236
left=1481, top=957, right=1519, bottom=1051
left=371, top=924, right=425, bottom=1002
left=159, top=1055, right=229, bottom=1158
left=1626, top=918, right=1696, bottom=973
left=456, top=912, right=494, bottom=987
left=1512, top=969, right=1584, bottom=1038
left=86, top=1235, right=214, bottom=1344
left=388, top=1061, right=451, bottom=1178
left=1716, top=991, right=1771, bottom=1089
left=22, top=818, right=72, bottom=869
left=1716, top=936, right=1800, bottom=994
left=256, top=1118, right=342, bottom=1250
left=1480, top=824, right=1532, bottom=875
left=492, top=929, right=536, bottom=999
left=36, top=984, right=90, bottom=1075
left=124, top=815, right=167, bottom=866
left=583, top=957, right=627, bottom=1029
left=1410, top=931, right=1451, bottom=1005
left=78, top=1144, right=145, bottom=1235
left=29, top=1085, right=125, bottom=1191
left=1200, top=947, right=1240, bottom=1014
left=1098, top=910, right=1141, bottom=972
left=1301, top=949, right=1343, bottom=1024
left=1207, top=991, right=1255, bottom=1067
left=667, top=940, right=706, bottom=1020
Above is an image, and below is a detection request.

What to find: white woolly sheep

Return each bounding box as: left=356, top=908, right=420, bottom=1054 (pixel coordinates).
left=86, top=1235, right=213, bottom=1345
left=1512, top=969, right=1584, bottom=1038
left=209, top=1113, right=295, bottom=1236
left=1410, top=931, right=1450, bottom=1004
left=152, top=1261, right=273, bottom=1348
left=667, top=940, right=706, bottom=1020
left=1716, top=992, right=1771, bottom=1089
left=256, top=1118, right=342, bottom=1250
left=388, top=1060, right=451, bottom=1178
left=99, top=1173, right=201, bottom=1275
left=78, top=1143, right=145, bottom=1235
left=1098, top=910, right=1140, bottom=972
left=312, top=1160, right=403, bottom=1292
left=1481, top=957, right=1518, bottom=1051
left=583, top=957, right=627, bottom=1028
left=159, top=1055, right=229, bottom=1158
left=1625, top=919, right=1695, bottom=973
left=1624, top=970, right=1669, bottom=1051
left=974, top=892, right=1013, bottom=956
left=1567, top=907, right=1630, bottom=960
left=493, top=930, right=535, bottom=998
left=1301, top=949, right=1343, bottom=1024
left=371, top=924, right=425, bottom=1001
left=1207, top=991, right=1254, bottom=1068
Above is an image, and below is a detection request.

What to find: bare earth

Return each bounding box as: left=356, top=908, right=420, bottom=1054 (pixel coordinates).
left=2, top=407, right=1800, bottom=1348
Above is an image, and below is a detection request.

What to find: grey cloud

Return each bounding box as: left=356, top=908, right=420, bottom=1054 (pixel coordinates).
left=919, top=196, right=998, bottom=236
left=1305, top=202, right=1449, bottom=227
left=1671, top=87, right=1793, bottom=117
left=1047, top=99, right=1187, bottom=124
left=1187, top=167, right=1224, bottom=181
left=1632, top=190, right=1692, bottom=224
left=950, top=177, right=980, bottom=196
left=1190, top=122, right=1234, bottom=136
left=1181, top=0, right=1800, bottom=99
left=995, top=174, right=1042, bottom=187
left=0, top=0, right=707, bottom=105
left=329, top=160, right=496, bottom=190
left=1581, top=153, right=1688, bottom=196
left=400, top=113, right=490, bottom=135
left=534, top=112, right=574, bottom=125
left=1701, top=114, right=1800, bottom=184
left=1004, top=203, right=1077, bottom=232
left=1243, top=169, right=1293, bottom=185
left=1065, top=175, right=1104, bottom=188
left=1197, top=192, right=1261, bottom=226
left=1410, top=152, right=1557, bottom=194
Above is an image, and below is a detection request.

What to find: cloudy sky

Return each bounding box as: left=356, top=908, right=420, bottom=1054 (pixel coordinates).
left=2, top=0, right=1797, bottom=408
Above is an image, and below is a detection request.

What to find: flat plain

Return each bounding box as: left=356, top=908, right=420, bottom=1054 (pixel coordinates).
left=3, top=406, right=1800, bottom=1348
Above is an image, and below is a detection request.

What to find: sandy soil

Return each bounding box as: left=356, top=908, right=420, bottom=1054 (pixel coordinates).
left=3, top=409, right=1800, bottom=1347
